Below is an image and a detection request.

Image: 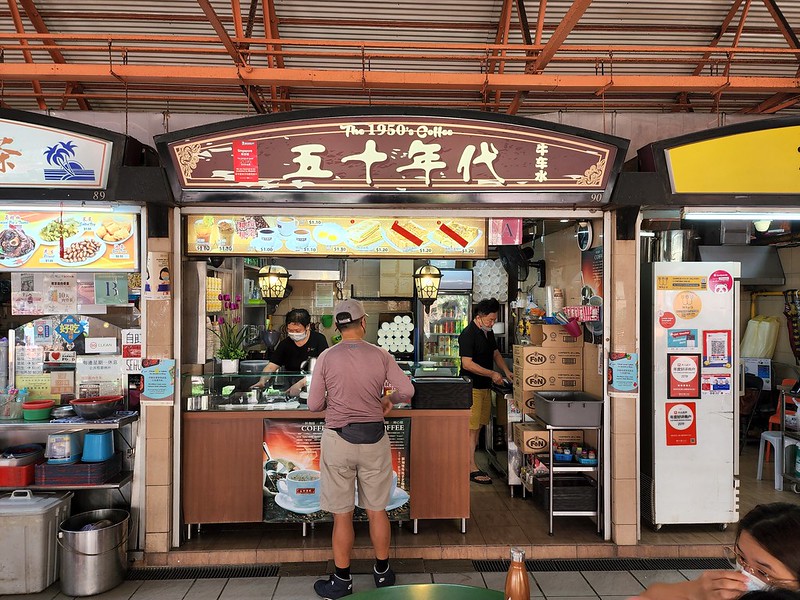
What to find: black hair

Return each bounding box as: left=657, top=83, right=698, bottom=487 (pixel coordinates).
left=336, top=315, right=364, bottom=332
left=474, top=298, right=500, bottom=317
left=737, top=503, right=800, bottom=584
left=740, top=591, right=800, bottom=600
left=285, top=308, right=311, bottom=328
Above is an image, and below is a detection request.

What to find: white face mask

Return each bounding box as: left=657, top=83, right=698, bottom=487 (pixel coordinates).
left=288, top=331, right=307, bottom=342
left=736, top=562, right=771, bottom=592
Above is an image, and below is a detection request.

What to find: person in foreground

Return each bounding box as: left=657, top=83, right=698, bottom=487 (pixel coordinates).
left=458, top=297, right=513, bottom=485
left=308, top=299, right=414, bottom=599
left=639, top=503, right=800, bottom=600
left=252, top=308, right=328, bottom=395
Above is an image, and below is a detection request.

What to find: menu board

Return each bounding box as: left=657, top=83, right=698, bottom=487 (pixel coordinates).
left=186, top=215, right=487, bottom=258
left=0, top=210, right=138, bottom=271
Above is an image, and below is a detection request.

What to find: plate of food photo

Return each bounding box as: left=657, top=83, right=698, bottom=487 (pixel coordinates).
left=95, top=218, right=134, bottom=245
left=428, top=221, right=483, bottom=250
left=37, top=218, right=82, bottom=246
left=54, top=236, right=105, bottom=267
left=0, top=227, right=37, bottom=267
left=346, top=219, right=384, bottom=250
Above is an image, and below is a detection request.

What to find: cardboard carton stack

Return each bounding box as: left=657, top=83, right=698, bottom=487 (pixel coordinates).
left=512, top=324, right=583, bottom=418
left=512, top=422, right=584, bottom=454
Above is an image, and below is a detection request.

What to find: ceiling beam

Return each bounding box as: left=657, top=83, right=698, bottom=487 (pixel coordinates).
left=7, top=0, right=46, bottom=110
left=196, top=0, right=265, bottom=112
left=740, top=0, right=800, bottom=112
left=723, top=0, right=751, bottom=78
left=17, top=0, right=90, bottom=110
left=509, top=0, right=591, bottom=114
left=262, top=0, right=283, bottom=112
left=5, top=63, right=800, bottom=94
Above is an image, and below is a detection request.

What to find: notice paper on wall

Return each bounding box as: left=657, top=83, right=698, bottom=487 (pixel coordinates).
left=141, top=358, right=176, bottom=401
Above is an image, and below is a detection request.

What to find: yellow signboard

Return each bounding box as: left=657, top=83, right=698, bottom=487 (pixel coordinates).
left=666, top=125, right=800, bottom=194
left=186, top=215, right=487, bottom=258
left=656, top=276, right=707, bottom=290
left=0, top=211, right=138, bottom=271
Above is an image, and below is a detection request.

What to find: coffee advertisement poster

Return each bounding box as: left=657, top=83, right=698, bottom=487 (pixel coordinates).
left=262, top=418, right=410, bottom=523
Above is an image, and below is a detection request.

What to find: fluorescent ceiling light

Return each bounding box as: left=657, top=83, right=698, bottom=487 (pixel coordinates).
left=683, top=208, right=800, bottom=221
left=639, top=231, right=655, bottom=237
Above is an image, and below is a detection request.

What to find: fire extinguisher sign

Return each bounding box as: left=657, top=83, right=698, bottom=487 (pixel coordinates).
left=665, top=402, right=697, bottom=446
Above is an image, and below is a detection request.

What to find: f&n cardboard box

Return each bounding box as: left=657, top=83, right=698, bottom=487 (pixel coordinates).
left=514, top=370, right=583, bottom=392
left=527, top=324, right=582, bottom=348
left=513, top=388, right=536, bottom=417
left=513, top=346, right=583, bottom=370
left=513, top=422, right=584, bottom=454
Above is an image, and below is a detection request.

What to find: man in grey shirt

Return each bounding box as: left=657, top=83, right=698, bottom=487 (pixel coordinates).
left=308, top=298, right=414, bottom=599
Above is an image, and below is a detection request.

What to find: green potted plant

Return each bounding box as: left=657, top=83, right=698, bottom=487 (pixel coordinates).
left=211, top=294, right=247, bottom=373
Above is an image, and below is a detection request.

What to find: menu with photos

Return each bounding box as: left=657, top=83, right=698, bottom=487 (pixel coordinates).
left=186, top=215, right=487, bottom=258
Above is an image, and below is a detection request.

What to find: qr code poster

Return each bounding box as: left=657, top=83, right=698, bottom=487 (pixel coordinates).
left=665, top=402, right=697, bottom=446
left=702, top=330, right=732, bottom=368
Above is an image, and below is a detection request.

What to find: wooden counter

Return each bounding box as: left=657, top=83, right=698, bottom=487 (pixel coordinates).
left=182, top=409, right=470, bottom=525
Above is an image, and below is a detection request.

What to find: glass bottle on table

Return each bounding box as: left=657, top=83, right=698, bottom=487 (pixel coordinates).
left=505, top=547, right=530, bottom=600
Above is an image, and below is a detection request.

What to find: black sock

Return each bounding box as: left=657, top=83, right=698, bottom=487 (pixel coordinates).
left=375, top=558, right=389, bottom=573
left=335, top=566, right=351, bottom=580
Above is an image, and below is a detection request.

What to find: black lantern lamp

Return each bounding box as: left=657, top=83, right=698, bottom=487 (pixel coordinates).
left=414, top=264, right=442, bottom=314
left=258, top=264, right=291, bottom=315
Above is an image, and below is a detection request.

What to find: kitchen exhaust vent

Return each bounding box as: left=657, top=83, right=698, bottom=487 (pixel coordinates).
left=697, top=245, right=785, bottom=287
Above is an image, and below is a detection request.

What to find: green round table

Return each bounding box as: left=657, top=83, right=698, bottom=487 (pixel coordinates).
left=349, top=584, right=504, bottom=600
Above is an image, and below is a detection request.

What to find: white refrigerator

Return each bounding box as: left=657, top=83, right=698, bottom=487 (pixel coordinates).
left=641, top=262, right=740, bottom=529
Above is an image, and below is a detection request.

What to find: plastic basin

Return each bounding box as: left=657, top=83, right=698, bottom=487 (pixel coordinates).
left=70, top=396, right=123, bottom=420
left=22, top=400, right=54, bottom=422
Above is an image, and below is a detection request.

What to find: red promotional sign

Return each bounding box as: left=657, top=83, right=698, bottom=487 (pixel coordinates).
left=665, top=402, right=697, bottom=446
left=233, top=140, right=259, bottom=182
left=667, top=353, right=701, bottom=399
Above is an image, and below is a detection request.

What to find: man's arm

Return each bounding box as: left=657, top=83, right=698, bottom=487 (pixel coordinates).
left=252, top=362, right=280, bottom=388
left=493, top=349, right=513, bottom=380
left=306, top=352, right=328, bottom=412
left=384, top=355, right=414, bottom=404
left=462, top=356, right=505, bottom=385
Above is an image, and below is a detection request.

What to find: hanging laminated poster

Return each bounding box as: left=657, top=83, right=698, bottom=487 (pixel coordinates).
left=43, top=273, right=77, bottom=314
left=608, top=352, right=639, bottom=395
left=141, top=358, right=176, bottom=401
left=667, top=353, right=701, bottom=399
left=75, top=356, right=123, bottom=398
left=665, top=402, right=697, bottom=446
left=11, top=273, right=44, bottom=315
left=94, top=273, right=129, bottom=306
left=702, top=330, right=732, bottom=368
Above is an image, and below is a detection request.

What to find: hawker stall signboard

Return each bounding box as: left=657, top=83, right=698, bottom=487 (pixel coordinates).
left=0, top=117, right=112, bottom=188
left=0, top=210, right=138, bottom=271
left=157, top=109, right=628, bottom=205
left=187, top=215, right=487, bottom=258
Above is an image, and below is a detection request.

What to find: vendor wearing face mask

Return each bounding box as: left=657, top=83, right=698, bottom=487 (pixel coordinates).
left=252, top=308, right=328, bottom=396
left=458, top=297, right=513, bottom=486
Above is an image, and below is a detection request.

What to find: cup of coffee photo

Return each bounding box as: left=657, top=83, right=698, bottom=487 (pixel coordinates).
left=277, top=469, right=321, bottom=506
left=258, top=228, right=275, bottom=243
left=276, top=217, right=297, bottom=237
left=294, top=228, right=310, bottom=244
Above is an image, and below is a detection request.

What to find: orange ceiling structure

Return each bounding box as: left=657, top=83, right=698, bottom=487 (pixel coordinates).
left=1, top=0, right=800, bottom=116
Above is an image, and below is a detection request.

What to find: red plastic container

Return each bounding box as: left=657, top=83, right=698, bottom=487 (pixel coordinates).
left=0, top=462, right=37, bottom=486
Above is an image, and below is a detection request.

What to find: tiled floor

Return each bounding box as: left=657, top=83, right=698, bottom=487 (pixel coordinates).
left=0, top=567, right=713, bottom=600
left=160, top=445, right=799, bottom=566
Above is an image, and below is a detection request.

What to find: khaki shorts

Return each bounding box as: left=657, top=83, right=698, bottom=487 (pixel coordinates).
left=319, top=427, right=393, bottom=513
left=469, top=388, right=493, bottom=430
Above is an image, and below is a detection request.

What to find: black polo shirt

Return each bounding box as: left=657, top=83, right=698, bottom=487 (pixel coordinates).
left=271, top=331, right=329, bottom=372
left=458, top=320, right=497, bottom=390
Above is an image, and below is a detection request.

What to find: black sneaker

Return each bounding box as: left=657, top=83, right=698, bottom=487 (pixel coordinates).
left=373, top=565, right=396, bottom=588
left=314, top=574, right=353, bottom=599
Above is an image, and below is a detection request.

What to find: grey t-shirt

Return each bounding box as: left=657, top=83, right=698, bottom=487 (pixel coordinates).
left=307, top=339, right=414, bottom=428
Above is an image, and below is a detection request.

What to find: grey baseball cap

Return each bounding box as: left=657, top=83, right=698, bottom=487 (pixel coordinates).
left=334, top=298, right=367, bottom=325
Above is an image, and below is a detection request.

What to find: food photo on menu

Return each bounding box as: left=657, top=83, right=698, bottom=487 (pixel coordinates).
left=0, top=212, right=137, bottom=269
